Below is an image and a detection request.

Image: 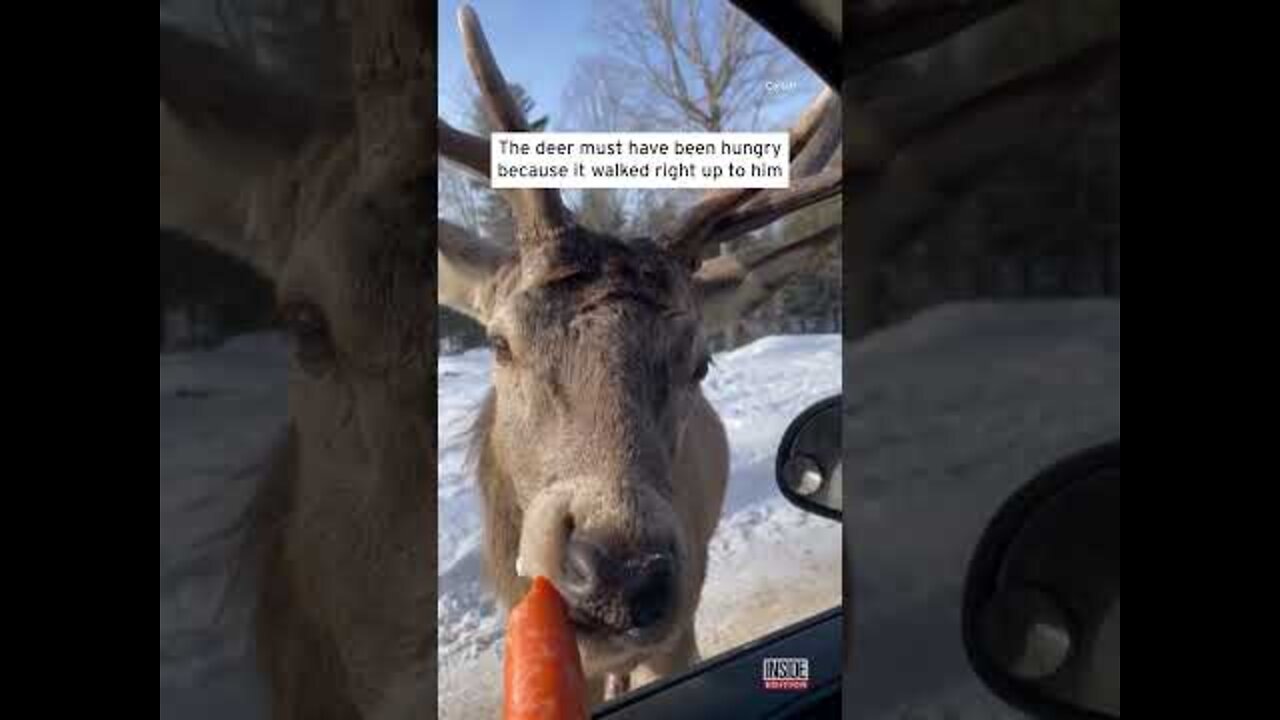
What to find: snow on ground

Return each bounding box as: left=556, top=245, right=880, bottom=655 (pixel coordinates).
left=160, top=333, right=287, bottom=720
left=843, top=300, right=1120, bottom=719
left=436, top=334, right=844, bottom=718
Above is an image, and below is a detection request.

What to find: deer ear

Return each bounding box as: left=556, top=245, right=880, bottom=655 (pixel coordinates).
left=159, top=26, right=348, bottom=282
left=694, top=225, right=841, bottom=334
left=439, top=220, right=513, bottom=323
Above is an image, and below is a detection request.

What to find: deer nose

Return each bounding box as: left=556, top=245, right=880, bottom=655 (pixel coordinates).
left=560, top=538, right=603, bottom=603
left=626, top=553, right=674, bottom=630
left=560, top=538, right=675, bottom=633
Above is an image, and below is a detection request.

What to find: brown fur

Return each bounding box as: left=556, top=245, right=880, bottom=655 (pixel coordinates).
left=467, top=392, right=529, bottom=608
left=237, top=427, right=361, bottom=720
left=468, top=387, right=732, bottom=615
left=449, top=233, right=732, bottom=705
left=162, top=15, right=437, bottom=719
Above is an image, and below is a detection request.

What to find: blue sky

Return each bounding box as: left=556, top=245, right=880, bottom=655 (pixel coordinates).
left=436, top=0, right=822, bottom=132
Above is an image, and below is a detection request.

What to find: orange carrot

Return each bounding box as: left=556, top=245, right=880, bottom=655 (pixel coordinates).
left=503, top=576, right=589, bottom=720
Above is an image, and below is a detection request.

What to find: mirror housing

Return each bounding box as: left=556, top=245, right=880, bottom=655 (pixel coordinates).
left=962, top=440, right=1121, bottom=719
left=775, top=395, right=842, bottom=522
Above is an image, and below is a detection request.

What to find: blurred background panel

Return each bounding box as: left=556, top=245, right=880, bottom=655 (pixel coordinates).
left=842, top=0, right=1120, bottom=717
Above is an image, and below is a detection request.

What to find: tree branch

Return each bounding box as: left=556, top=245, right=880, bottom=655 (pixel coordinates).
left=348, top=0, right=433, bottom=183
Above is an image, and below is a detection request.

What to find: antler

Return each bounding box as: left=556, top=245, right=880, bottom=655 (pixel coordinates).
left=438, top=117, right=490, bottom=181
left=348, top=0, right=433, bottom=185
left=658, top=87, right=843, bottom=265
left=454, top=5, right=570, bottom=251
left=436, top=6, right=843, bottom=274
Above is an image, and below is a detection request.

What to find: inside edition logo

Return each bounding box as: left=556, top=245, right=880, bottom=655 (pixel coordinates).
left=762, top=657, right=810, bottom=690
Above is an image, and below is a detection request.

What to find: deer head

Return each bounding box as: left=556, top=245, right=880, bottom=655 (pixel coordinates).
left=160, top=2, right=437, bottom=718
left=438, top=5, right=841, bottom=679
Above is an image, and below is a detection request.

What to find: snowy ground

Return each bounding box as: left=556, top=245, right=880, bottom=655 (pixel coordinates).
left=159, top=300, right=1119, bottom=720
left=843, top=300, right=1120, bottom=719
left=437, top=335, right=844, bottom=718
left=159, top=333, right=287, bottom=720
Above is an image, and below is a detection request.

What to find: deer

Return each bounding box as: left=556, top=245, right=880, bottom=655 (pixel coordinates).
left=161, top=2, right=437, bottom=719
left=437, top=5, right=842, bottom=707
left=160, top=0, right=839, bottom=716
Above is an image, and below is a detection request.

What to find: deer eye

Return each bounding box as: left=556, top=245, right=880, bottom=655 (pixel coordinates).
left=490, top=334, right=513, bottom=364
left=278, top=300, right=334, bottom=374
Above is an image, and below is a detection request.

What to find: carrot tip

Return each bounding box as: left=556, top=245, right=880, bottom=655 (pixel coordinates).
left=503, top=576, right=588, bottom=720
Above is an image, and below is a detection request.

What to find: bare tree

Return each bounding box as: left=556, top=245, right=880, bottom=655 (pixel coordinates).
left=592, top=0, right=804, bottom=132
left=561, top=55, right=636, bottom=131
left=556, top=57, right=636, bottom=235
left=572, top=0, right=830, bottom=347
left=438, top=160, right=482, bottom=237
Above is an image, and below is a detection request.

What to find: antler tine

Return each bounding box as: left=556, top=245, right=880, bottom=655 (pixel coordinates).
left=789, top=92, right=842, bottom=179
left=348, top=0, right=432, bottom=184
left=458, top=5, right=528, bottom=134
left=438, top=117, right=491, bottom=180
left=702, top=98, right=845, bottom=245
left=703, top=166, right=842, bottom=248
left=786, top=86, right=840, bottom=162
left=660, top=87, right=841, bottom=264
left=457, top=5, right=569, bottom=246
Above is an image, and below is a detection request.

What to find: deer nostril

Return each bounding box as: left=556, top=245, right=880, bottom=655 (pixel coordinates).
left=625, top=553, right=674, bottom=630
left=560, top=538, right=601, bottom=604
left=559, top=539, right=676, bottom=635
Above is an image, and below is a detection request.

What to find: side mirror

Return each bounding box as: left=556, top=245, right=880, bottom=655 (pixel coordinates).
left=962, top=440, right=1121, bottom=719
left=775, top=395, right=842, bottom=522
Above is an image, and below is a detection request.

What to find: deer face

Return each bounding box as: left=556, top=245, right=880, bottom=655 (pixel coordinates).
left=283, top=170, right=433, bottom=594
left=261, top=144, right=440, bottom=716
left=275, top=164, right=435, bottom=487
left=480, top=233, right=712, bottom=666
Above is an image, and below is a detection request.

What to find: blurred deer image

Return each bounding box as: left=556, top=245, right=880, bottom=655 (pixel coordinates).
left=161, top=2, right=436, bottom=718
